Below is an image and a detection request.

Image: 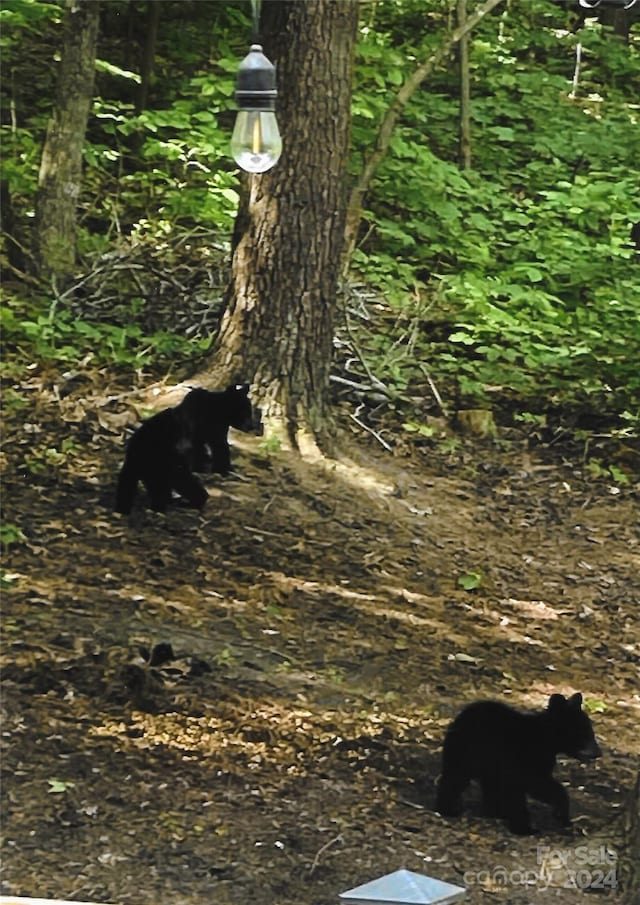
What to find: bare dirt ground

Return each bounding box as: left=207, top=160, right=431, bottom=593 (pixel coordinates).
left=1, top=371, right=639, bottom=905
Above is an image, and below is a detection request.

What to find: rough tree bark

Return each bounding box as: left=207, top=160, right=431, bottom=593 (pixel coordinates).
left=199, top=0, right=359, bottom=454
left=32, top=0, right=99, bottom=286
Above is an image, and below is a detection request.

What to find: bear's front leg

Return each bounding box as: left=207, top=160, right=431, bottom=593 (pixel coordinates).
left=504, top=788, right=534, bottom=835
left=480, top=779, right=506, bottom=818
left=210, top=440, right=231, bottom=475
left=143, top=475, right=173, bottom=512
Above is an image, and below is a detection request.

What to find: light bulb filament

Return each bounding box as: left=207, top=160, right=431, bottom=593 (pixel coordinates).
left=252, top=116, right=262, bottom=155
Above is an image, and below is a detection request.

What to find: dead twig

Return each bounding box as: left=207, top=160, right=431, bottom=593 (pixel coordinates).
left=419, top=363, right=449, bottom=419
left=350, top=410, right=393, bottom=451
left=309, top=833, right=344, bottom=875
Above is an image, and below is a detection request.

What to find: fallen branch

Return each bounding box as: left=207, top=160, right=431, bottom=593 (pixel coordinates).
left=350, top=410, right=393, bottom=451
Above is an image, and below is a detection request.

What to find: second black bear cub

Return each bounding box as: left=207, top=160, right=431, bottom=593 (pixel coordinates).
left=435, top=693, right=601, bottom=835
left=115, top=384, right=259, bottom=514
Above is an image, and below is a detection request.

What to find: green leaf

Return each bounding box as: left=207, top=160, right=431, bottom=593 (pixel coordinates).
left=48, top=779, right=75, bottom=794
left=0, top=522, right=26, bottom=548
left=449, top=332, right=475, bottom=345
left=458, top=572, right=483, bottom=591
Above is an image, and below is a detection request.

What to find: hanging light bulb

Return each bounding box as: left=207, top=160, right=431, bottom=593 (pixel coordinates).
left=231, top=44, right=282, bottom=174
left=231, top=108, right=282, bottom=174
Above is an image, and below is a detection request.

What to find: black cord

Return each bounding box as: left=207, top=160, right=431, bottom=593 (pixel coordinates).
left=250, top=0, right=261, bottom=42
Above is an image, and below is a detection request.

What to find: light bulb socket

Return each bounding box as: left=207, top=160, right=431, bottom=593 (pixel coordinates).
left=235, top=43, right=277, bottom=112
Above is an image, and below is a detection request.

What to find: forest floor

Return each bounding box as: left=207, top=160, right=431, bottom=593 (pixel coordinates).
left=1, top=368, right=639, bottom=905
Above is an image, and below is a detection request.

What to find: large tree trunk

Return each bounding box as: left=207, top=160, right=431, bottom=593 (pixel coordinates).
left=199, top=0, right=359, bottom=454
left=32, top=0, right=99, bottom=287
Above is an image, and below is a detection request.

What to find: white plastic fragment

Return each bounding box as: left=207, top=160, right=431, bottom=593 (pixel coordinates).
left=339, top=868, right=466, bottom=904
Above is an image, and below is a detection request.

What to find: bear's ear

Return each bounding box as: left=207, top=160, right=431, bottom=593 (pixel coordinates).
left=234, top=383, right=250, bottom=395
left=547, top=693, right=567, bottom=712
left=567, top=692, right=583, bottom=711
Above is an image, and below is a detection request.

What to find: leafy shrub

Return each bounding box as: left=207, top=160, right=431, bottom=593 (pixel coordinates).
left=351, top=3, right=640, bottom=423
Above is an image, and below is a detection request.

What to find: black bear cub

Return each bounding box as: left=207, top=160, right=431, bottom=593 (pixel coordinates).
left=435, top=693, right=601, bottom=835
left=115, top=384, right=259, bottom=515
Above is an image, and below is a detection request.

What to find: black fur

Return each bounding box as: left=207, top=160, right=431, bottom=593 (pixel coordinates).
left=115, top=384, right=259, bottom=514
left=179, top=386, right=257, bottom=475
left=435, top=693, right=601, bottom=835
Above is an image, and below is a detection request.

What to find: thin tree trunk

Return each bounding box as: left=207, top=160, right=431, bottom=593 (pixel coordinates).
left=1, top=180, right=25, bottom=274
left=342, top=0, right=504, bottom=274
left=136, top=0, right=160, bottom=114
left=599, top=5, right=637, bottom=44
left=458, top=0, right=472, bottom=170
left=200, top=0, right=359, bottom=453
left=32, top=0, right=100, bottom=286
left=569, top=41, right=582, bottom=99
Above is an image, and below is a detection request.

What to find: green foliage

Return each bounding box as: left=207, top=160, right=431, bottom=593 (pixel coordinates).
left=258, top=435, right=283, bottom=457
left=457, top=571, right=483, bottom=591
left=89, top=82, right=239, bottom=236
left=352, top=2, right=640, bottom=424
left=1, top=291, right=212, bottom=370
left=2, top=0, right=639, bottom=430
left=1, top=0, right=64, bottom=205
left=2, top=0, right=244, bottom=258
left=0, top=0, right=62, bottom=31
left=47, top=779, right=76, bottom=794
left=402, top=421, right=436, bottom=439
left=0, top=522, right=26, bottom=550
left=22, top=439, right=80, bottom=477
left=87, top=15, right=243, bottom=235
left=214, top=646, right=238, bottom=668
left=0, top=386, right=29, bottom=415
left=586, top=460, right=630, bottom=485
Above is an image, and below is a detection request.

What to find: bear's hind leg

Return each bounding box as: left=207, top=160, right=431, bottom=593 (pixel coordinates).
left=529, top=776, right=571, bottom=828
left=172, top=469, right=208, bottom=509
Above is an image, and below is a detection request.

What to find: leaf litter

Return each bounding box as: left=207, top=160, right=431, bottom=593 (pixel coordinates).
left=1, top=370, right=639, bottom=905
